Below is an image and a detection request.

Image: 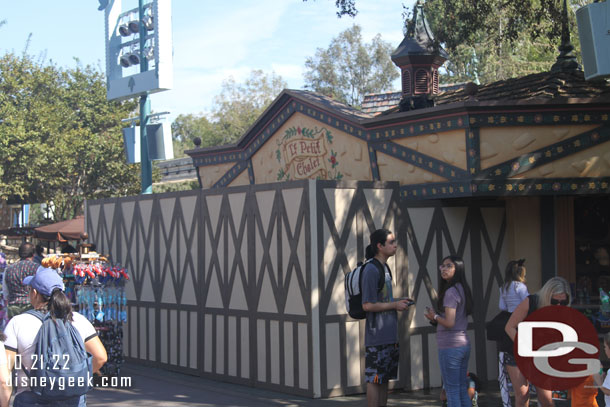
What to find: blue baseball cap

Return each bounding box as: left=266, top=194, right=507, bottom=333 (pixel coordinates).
left=23, top=267, right=65, bottom=297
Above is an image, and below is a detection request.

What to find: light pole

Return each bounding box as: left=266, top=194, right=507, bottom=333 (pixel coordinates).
left=138, top=0, right=152, bottom=194
left=101, top=0, right=173, bottom=194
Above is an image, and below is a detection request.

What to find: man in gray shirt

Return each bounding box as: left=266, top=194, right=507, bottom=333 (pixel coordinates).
left=362, top=229, right=412, bottom=407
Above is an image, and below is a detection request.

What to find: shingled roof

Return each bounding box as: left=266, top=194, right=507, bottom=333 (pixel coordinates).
left=285, top=89, right=373, bottom=120
left=361, top=84, right=467, bottom=115
left=361, top=92, right=402, bottom=115
left=367, top=69, right=610, bottom=116
left=434, top=69, right=610, bottom=105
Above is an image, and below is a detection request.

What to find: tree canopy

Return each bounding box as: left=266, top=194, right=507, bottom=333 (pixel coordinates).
left=423, top=0, right=580, bottom=84
left=0, top=52, right=141, bottom=221
left=303, top=25, right=399, bottom=108
left=319, top=0, right=582, bottom=84
left=171, top=69, right=286, bottom=156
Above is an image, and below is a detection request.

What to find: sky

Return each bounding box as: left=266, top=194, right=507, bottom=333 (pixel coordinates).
left=0, top=1, right=411, bottom=122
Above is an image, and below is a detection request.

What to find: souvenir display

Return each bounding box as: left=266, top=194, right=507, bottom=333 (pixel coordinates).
left=45, top=251, right=129, bottom=377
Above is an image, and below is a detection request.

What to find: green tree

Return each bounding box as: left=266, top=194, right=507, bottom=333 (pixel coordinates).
left=423, top=0, right=579, bottom=84
left=171, top=70, right=287, bottom=152
left=211, top=69, right=286, bottom=144
left=319, top=1, right=581, bottom=84
left=0, top=52, right=141, bottom=220
left=171, top=113, right=218, bottom=157
left=303, top=25, right=399, bottom=108
left=322, top=0, right=567, bottom=46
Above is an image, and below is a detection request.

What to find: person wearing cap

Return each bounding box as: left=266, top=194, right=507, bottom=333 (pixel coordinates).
left=3, top=267, right=107, bottom=406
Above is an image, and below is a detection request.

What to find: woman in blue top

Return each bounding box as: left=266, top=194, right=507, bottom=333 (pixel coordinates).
left=497, top=259, right=529, bottom=407
left=424, top=255, right=474, bottom=407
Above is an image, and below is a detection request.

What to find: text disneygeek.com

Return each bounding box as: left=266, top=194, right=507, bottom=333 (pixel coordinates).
left=6, top=374, right=132, bottom=390
left=11, top=354, right=131, bottom=389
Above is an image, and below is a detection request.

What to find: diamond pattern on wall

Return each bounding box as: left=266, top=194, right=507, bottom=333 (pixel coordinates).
left=205, top=268, right=223, bottom=308
left=363, top=188, right=393, bottom=230
left=284, top=270, right=307, bottom=315
left=181, top=271, right=197, bottom=306
left=323, top=188, right=356, bottom=236
left=442, top=207, right=468, bottom=250
left=258, top=270, right=279, bottom=313
left=229, top=274, right=248, bottom=310
left=87, top=180, right=505, bottom=398
left=282, top=188, right=304, bottom=233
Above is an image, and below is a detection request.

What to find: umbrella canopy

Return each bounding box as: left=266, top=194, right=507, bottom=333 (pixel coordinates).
left=34, top=216, right=84, bottom=242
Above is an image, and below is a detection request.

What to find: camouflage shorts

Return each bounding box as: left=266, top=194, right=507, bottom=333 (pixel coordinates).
left=365, top=343, right=399, bottom=384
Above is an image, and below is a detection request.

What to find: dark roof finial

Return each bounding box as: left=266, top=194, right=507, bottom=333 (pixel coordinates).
left=405, top=0, right=419, bottom=38
left=551, top=0, right=580, bottom=73
left=392, top=0, right=448, bottom=65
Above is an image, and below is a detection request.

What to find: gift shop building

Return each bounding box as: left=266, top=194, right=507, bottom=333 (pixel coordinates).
left=86, top=4, right=610, bottom=399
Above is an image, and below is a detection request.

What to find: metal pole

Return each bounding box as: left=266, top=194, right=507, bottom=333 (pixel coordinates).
left=139, top=0, right=152, bottom=194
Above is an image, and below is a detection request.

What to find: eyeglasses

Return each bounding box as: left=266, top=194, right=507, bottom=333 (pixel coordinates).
left=550, top=298, right=569, bottom=306
left=439, top=263, right=455, bottom=270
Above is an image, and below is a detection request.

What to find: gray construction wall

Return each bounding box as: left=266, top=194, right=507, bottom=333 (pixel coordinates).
left=86, top=180, right=506, bottom=398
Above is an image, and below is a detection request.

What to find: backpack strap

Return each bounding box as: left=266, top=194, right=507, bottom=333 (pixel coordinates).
left=22, top=310, right=47, bottom=379
left=25, top=309, right=47, bottom=322
left=369, top=258, right=390, bottom=292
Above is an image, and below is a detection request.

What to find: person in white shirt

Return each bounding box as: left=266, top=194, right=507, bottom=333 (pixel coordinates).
left=0, top=338, right=11, bottom=407
left=497, top=259, right=529, bottom=407
left=4, top=267, right=107, bottom=407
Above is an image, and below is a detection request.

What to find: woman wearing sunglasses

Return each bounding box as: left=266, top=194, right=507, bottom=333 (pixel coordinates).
left=504, top=276, right=572, bottom=407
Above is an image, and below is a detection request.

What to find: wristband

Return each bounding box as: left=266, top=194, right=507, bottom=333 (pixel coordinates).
left=434, top=314, right=439, bottom=321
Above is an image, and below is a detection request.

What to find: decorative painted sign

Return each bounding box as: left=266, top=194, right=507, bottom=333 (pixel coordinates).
left=276, top=126, right=343, bottom=181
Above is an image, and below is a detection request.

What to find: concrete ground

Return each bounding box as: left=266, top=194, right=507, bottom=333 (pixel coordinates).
left=86, top=363, right=505, bottom=407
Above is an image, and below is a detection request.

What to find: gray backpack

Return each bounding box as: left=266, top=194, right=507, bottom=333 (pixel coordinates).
left=25, top=310, right=93, bottom=399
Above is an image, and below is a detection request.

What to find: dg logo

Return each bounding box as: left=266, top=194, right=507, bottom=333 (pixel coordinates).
left=515, top=305, right=601, bottom=390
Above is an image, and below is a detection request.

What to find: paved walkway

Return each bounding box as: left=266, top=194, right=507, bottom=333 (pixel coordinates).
left=86, top=363, right=504, bottom=406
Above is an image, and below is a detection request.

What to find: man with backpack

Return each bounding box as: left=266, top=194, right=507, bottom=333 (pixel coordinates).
left=361, top=229, right=412, bottom=407
left=4, top=267, right=107, bottom=406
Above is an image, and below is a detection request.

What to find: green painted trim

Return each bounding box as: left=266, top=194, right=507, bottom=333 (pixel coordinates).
left=466, top=128, right=480, bottom=177
left=472, top=177, right=610, bottom=196
left=368, top=144, right=380, bottom=181
left=467, top=110, right=610, bottom=127
left=211, top=161, right=249, bottom=189
left=247, top=159, right=255, bottom=185
left=400, top=181, right=472, bottom=200
left=372, top=141, right=468, bottom=179
left=478, top=125, right=610, bottom=179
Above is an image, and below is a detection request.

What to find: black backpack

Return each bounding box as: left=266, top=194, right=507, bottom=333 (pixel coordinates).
left=344, top=258, right=388, bottom=319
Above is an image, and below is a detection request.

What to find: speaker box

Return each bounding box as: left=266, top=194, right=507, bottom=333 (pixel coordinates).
left=577, top=2, right=610, bottom=80
left=122, top=125, right=141, bottom=163
left=146, top=122, right=174, bottom=161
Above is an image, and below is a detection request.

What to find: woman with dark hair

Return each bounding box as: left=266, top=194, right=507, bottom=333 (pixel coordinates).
left=424, top=255, right=474, bottom=407
left=361, top=229, right=412, bottom=407
left=497, top=260, right=529, bottom=407
left=4, top=267, right=107, bottom=407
